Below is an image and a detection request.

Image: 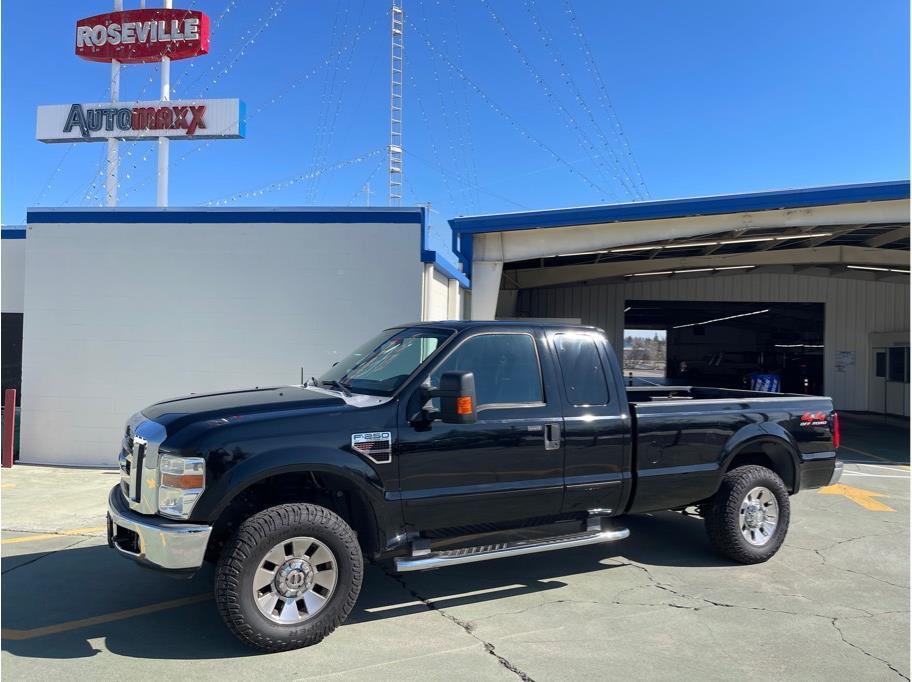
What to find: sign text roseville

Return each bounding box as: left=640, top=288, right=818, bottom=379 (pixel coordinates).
left=36, top=99, right=245, bottom=143
left=75, top=9, right=210, bottom=63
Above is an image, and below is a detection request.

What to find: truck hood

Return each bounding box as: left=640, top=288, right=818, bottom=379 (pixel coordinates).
left=142, top=386, right=348, bottom=431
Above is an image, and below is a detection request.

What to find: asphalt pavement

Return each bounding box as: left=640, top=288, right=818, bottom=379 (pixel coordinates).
left=1, top=413, right=908, bottom=680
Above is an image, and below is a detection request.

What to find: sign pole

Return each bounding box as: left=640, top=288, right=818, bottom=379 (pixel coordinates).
left=157, top=0, right=172, bottom=207
left=106, top=0, right=123, bottom=207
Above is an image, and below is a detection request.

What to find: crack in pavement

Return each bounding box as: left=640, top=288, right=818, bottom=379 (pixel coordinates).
left=380, top=566, right=535, bottom=681
left=611, top=560, right=909, bottom=679
left=831, top=618, right=910, bottom=680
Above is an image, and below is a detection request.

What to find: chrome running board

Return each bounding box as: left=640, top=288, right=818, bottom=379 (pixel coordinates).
left=395, top=517, right=629, bottom=572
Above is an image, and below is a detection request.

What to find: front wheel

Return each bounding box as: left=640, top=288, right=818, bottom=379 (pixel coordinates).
left=704, top=465, right=790, bottom=564
left=215, top=503, right=363, bottom=652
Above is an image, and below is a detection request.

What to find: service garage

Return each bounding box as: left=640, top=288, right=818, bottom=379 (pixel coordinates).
left=453, top=181, right=910, bottom=416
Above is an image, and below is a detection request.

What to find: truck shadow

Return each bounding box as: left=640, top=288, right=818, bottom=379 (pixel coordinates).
left=1, top=511, right=725, bottom=660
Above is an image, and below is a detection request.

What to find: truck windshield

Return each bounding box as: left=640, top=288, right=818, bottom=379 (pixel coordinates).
left=318, top=327, right=453, bottom=396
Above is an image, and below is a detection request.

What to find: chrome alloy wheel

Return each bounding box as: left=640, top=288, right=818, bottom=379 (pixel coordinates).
left=253, top=536, right=338, bottom=624
left=739, top=486, right=779, bottom=546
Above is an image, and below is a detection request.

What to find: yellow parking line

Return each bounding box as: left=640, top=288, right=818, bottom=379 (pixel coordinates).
left=1, top=527, right=106, bottom=544
left=1, top=594, right=211, bottom=641
left=819, top=483, right=895, bottom=512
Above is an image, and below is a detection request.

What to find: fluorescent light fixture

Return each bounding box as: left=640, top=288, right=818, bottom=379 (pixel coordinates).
left=610, top=245, right=661, bottom=253
left=625, top=265, right=756, bottom=278
left=664, top=241, right=718, bottom=249
left=718, top=236, right=775, bottom=245
left=673, top=308, right=770, bottom=329
left=774, top=343, right=824, bottom=348
left=610, top=232, right=833, bottom=254
left=775, top=232, right=831, bottom=240
left=847, top=265, right=910, bottom=274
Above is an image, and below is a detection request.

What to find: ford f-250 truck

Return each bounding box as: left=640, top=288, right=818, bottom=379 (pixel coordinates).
left=107, top=321, right=842, bottom=651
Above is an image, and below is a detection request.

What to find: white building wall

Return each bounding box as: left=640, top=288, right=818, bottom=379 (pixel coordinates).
left=1, top=235, right=26, bottom=314
left=21, top=219, right=424, bottom=466
left=517, top=272, right=910, bottom=412
left=423, top=266, right=451, bottom=321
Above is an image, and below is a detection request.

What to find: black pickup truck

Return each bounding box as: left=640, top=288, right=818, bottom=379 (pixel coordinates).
left=107, top=321, right=842, bottom=651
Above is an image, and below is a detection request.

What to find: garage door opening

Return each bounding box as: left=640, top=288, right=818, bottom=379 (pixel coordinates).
left=624, top=301, right=825, bottom=394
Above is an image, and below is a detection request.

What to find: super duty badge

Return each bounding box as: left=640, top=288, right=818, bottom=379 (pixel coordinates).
left=351, top=431, right=392, bottom=464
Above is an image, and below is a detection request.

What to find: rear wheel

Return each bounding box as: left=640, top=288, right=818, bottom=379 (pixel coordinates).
left=215, top=503, right=363, bottom=652
left=704, top=465, right=790, bottom=564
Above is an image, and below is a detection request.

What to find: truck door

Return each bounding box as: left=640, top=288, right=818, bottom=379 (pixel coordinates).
left=397, top=328, right=565, bottom=530
left=549, top=331, right=631, bottom=516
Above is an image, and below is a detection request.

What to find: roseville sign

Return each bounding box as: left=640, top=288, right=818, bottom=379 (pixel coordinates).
left=75, top=8, right=210, bottom=63
left=36, top=99, right=245, bottom=143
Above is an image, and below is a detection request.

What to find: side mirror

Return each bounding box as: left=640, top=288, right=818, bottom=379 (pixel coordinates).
left=426, top=371, right=477, bottom=424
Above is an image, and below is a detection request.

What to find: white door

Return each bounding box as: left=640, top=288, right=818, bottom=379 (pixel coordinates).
left=870, top=347, right=887, bottom=414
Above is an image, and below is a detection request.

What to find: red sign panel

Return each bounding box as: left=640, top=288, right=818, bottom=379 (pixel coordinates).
left=75, top=9, right=210, bottom=64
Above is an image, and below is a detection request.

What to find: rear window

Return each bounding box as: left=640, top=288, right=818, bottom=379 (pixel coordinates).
left=554, top=333, right=609, bottom=406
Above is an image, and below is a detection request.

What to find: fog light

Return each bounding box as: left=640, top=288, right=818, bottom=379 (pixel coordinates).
left=158, top=455, right=205, bottom=520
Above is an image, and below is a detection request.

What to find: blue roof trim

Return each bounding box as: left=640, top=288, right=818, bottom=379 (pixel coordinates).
left=419, top=209, right=470, bottom=288
left=448, top=181, right=910, bottom=235
left=27, top=206, right=425, bottom=224
left=2, top=228, right=26, bottom=239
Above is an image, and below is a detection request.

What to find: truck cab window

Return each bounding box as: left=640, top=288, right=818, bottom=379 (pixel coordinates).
left=554, top=333, right=609, bottom=406
left=430, top=333, right=543, bottom=407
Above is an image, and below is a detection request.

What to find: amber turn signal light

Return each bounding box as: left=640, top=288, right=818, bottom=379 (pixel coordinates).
left=456, top=396, right=473, bottom=415
left=161, top=473, right=205, bottom=489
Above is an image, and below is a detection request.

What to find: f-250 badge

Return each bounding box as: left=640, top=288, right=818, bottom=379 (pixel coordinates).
left=351, top=432, right=392, bottom=464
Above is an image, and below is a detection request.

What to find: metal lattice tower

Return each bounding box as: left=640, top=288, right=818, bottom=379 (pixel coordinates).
left=388, top=0, right=404, bottom=206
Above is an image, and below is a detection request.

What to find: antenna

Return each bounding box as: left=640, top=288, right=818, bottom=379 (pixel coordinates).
left=388, top=0, right=403, bottom=206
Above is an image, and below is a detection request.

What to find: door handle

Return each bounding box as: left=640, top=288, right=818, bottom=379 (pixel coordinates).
left=544, top=423, right=561, bottom=451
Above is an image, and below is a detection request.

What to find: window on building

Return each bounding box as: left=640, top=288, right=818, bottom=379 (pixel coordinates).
left=875, top=352, right=887, bottom=378
left=430, top=333, right=543, bottom=407
left=888, top=346, right=908, bottom=383
left=554, top=333, right=610, bottom=406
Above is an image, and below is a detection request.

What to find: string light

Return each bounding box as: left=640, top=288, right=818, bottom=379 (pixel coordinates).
left=410, top=18, right=611, bottom=199
left=478, top=0, right=627, bottom=202
left=522, top=0, right=643, bottom=200
left=202, top=148, right=383, bottom=206
left=562, top=0, right=650, bottom=198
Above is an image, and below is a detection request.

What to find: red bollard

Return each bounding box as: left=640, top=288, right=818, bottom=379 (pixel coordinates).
left=2, top=389, right=15, bottom=468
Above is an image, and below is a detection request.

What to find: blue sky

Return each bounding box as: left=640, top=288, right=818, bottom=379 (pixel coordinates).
left=2, top=0, right=909, bottom=256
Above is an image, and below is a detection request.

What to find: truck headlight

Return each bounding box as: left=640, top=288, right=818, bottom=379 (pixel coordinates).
left=158, top=455, right=205, bottom=520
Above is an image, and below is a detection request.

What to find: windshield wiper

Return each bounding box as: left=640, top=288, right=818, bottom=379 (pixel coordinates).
left=319, top=379, right=352, bottom=397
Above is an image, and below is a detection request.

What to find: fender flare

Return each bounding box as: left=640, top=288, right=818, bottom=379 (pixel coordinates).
left=196, top=447, right=391, bottom=554
left=719, top=422, right=801, bottom=493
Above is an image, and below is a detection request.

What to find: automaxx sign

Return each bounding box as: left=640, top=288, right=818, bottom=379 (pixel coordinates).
left=36, top=99, right=245, bottom=142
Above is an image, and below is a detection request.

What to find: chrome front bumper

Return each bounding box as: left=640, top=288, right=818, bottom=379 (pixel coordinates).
left=107, top=485, right=212, bottom=573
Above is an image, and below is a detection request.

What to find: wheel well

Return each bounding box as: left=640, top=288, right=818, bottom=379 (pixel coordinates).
left=205, top=471, right=379, bottom=563
left=726, top=442, right=796, bottom=493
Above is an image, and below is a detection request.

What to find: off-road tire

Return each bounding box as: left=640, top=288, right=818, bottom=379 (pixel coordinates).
left=215, top=503, right=363, bottom=652
left=704, top=465, right=790, bottom=564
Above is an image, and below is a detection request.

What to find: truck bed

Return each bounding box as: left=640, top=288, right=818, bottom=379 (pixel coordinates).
left=627, top=384, right=807, bottom=403
left=624, top=384, right=835, bottom=515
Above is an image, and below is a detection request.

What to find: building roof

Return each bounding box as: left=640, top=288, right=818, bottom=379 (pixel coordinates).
left=449, top=180, right=910, bottom=234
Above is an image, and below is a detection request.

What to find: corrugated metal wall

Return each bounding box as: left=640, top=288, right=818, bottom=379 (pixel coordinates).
left=517, top=272, right=910, bottom=411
